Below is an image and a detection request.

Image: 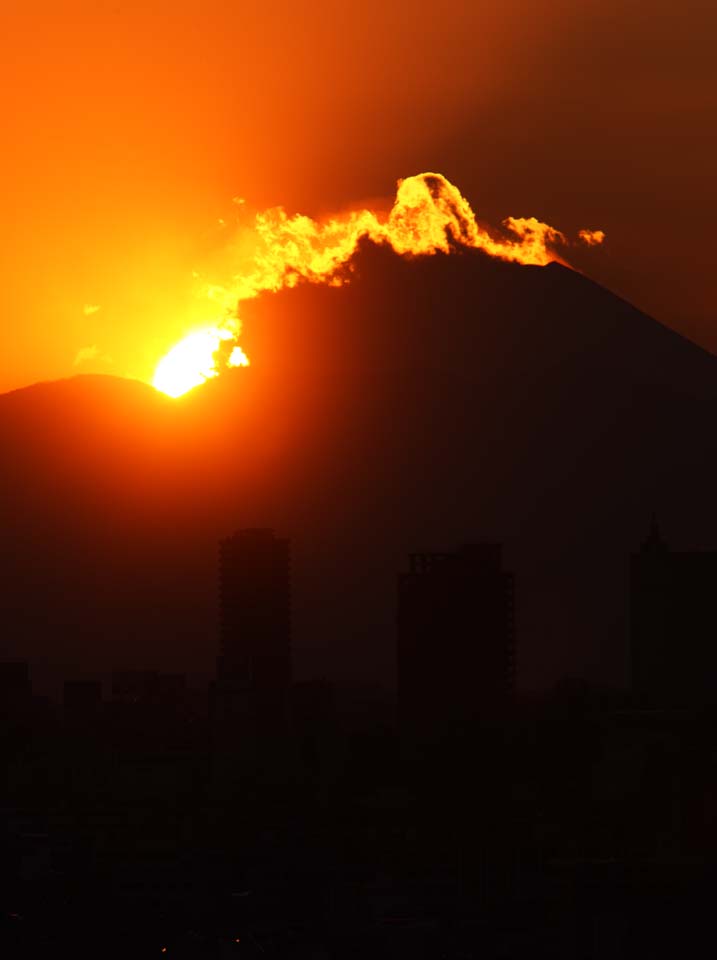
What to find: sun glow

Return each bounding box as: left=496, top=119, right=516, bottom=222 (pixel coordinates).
left=152, top=172, right=604, bottom=398
left=152, top=326, right=249, bottom=398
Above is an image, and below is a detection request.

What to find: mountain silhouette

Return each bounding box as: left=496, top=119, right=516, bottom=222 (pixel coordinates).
left=2, top=244, right=716, bottom=695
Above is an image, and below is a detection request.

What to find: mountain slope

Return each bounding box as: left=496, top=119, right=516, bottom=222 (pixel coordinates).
left=1, top=247, right=715, bottom=694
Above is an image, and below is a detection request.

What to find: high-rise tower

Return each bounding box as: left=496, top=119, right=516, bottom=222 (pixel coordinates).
left=630, top=518, right=717, bottom=705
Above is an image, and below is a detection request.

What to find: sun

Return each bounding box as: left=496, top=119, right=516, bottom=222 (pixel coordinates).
left=153, top=326, right=249, bottom=398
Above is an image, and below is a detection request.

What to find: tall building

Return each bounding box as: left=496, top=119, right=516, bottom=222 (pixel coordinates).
left=630, top=517, right=717, bottom=705
left=397, top=542, right=515, bottom=746
left=216, top=529, right=292, bottom=742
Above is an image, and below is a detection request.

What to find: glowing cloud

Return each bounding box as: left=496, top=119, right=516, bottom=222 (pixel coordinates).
left=153, top=172, right=605, bottom=397
left=578, top=228, right=607, bottom=246
left=74, top=344, right=112, bottom=367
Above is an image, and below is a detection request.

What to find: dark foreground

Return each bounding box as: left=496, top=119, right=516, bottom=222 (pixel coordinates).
left=3, top=685, right=717, bottom=959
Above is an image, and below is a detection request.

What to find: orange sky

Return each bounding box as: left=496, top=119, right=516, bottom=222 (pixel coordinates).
left=2, top=1, right=716, bottom=393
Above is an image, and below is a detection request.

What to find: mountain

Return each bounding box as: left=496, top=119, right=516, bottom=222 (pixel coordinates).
left=1, top=245, right=716, bottom=695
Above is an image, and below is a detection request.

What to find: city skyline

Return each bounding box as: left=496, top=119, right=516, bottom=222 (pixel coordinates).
left=2, top=3, right=714, bottom=954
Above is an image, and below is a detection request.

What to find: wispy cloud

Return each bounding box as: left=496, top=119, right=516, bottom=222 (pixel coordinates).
left=73, top=344, right=113, bottom=367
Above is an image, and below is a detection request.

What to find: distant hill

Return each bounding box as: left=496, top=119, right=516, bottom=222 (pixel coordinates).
left=1, top=245, right=716, bottom=696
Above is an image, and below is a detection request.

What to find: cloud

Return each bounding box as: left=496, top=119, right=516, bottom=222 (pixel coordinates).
left=73, top=344, right=112, bottom=367
left=578, top=229, right=606, bottom=247
left=83, top=304, right=101, bottom=316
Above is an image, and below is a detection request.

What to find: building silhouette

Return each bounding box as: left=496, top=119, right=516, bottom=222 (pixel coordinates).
left=630, top=517, right=717, bottom=705
left=397, top=542, right=515, bottom=748
left=215, top=529, right=292, bottom=754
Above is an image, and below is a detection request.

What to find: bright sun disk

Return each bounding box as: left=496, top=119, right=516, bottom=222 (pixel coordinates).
left=153, top=327, right=249, bottom=398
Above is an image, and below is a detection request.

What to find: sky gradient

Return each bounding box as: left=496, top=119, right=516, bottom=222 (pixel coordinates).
left=2, top=1, right=715, bottom=393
